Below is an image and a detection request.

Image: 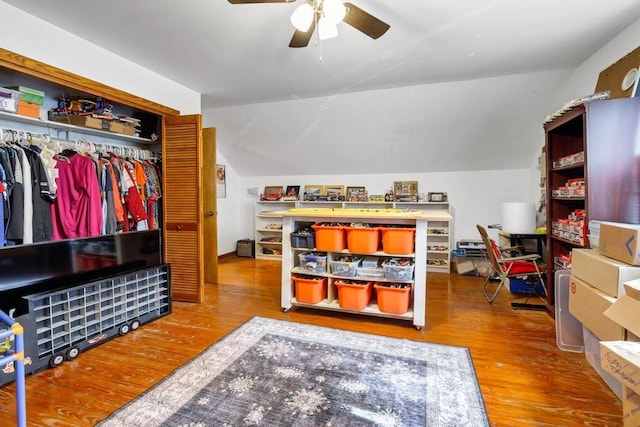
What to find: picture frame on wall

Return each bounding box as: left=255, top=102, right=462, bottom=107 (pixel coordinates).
left=428, top=192, right=448, bottom=202
left=216, top=164, right=226, bottom=199
left=325, top=185, right=344, bottom=201
left=262, top=186, right=284, bottom=201
left=346, top=186, right=367, bottom=202
left=394, top=181, right=418, bottom=202
left=303, top=185, right=324, bottom=201
left=283, top=185, right=301, bottom=201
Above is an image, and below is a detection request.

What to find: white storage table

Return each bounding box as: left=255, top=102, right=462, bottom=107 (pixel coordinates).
left=279, top=208, right=451, bottom=329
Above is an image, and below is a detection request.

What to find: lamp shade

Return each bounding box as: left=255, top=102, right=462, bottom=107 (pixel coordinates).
left=322, top=0, right=346, bottom=25
left=318, top=17, right=338, bottom=40
left=290, top=3, right=314, bottom=32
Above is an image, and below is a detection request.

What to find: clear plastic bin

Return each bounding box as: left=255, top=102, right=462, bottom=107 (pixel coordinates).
left=382, top=259, right=415, bottom=281
left=0, top=87, right=22, bottom=113
left=356, top=267, right=385, bottom=278
left=329, top=257, right=362, bottom=277
left=298, top=252, right=327, bottom=273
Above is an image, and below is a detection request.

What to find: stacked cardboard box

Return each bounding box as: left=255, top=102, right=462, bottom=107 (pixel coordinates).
left=569, top=247, right=640, bottom=401
left=600, top=279, right=640, bottom=426
left=569, top=222, right=640, bottom=424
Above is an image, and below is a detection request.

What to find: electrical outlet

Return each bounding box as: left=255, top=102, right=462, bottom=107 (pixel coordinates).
left=247, top=187, right=259, bottom=197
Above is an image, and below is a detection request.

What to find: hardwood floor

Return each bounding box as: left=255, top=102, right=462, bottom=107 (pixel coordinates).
left=0, top=258, right=622, bottom=426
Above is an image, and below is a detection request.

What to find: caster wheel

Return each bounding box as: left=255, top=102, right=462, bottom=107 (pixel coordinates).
left=49, top=354, right=65, bottom=368
left=118, top=324, right=130, bottom=336
left=65, top=347, right=80, bottom=360
left=130, top=319, right=141, bottom=331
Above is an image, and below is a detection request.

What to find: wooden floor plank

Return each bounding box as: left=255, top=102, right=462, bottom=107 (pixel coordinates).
left=0, top=258, right=621, bottom=426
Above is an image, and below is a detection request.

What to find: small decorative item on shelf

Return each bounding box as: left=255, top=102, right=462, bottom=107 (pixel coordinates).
left=262, top=186, right=283, bottom=201
left=47, top=96, right=139, bottom=136
left=346, top=186, right=367, bottom=202
left=283, top=185, right=300, bottom=201
left=368, top=195, right=385, bottom=202
left=428, top=192, right=448, bottom=202
left=303, top=185, right=324, bottom=201
left=393, top=181, right=418, bottom=202
left=325, top=185, right=345, bottom=201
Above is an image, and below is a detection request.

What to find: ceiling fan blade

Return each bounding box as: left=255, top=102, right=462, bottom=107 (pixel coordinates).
left=343, top=2, right=390, bottom=39
left=228, top=0, right=294, bottom=4
left=289, top=20, right=316, bottom=48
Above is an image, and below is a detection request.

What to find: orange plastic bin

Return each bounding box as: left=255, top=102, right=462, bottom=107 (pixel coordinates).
left=293, top=275, right=327, bottom=304
left=335, top=280, right=373, bottom=310
left=375, top=283, right=411, bottom=314
left=346, top=226, right=380, bottom=254
left=381, top=227, right=415, bottom=254
left=312, top=224, right=346, bottom=251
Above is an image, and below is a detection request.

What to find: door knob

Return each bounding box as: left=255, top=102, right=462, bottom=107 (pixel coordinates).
left=205, top=211, right=215, bottom=217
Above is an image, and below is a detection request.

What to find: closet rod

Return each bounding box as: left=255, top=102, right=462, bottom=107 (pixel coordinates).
left=0, top=124, right=159, bottom=161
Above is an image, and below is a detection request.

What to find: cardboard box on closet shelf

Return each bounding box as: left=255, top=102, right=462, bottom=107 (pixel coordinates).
left=571, top=249, right=640, bottom=297
left=568, top=275, right=624, bottom=341
left=48, top=112, right=135, bottom=136
left=16, top=100, right=40, bottom=118
left=599, top=223, right=640, bottom=266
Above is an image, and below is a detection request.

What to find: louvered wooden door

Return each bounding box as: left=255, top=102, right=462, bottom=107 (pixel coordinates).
left=163, top=114, right=204, bottom=302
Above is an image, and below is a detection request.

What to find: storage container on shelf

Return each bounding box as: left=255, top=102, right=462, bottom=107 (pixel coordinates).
left=0, top=87, right=22, bottom=113
left=380, top=226, right=415, bottom=254
left=311, top=223, right=346, bottom=251
left=345, top=224, right=380, bottom=254
left=290, top=229, right=315, bottom=249
left=298, top=252, right=328, bottom=273
left=375, top=283, right=412, bottom=314
left=293, top=275, right=327, bottom=304
left=356, top=266, right=385, bottom=278
left=382, top=258, right=415, bottom=281
left=362, top=256, right=380, bottom=268
left=329, top=256, right=362, bottom=277
left=335, top=280, right=373, bottom=310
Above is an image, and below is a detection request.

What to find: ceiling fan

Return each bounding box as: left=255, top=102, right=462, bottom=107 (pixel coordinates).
left=228, top=0, right=390, bottom=48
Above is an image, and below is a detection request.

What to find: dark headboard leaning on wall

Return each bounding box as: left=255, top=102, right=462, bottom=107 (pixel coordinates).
left=0, top=229, right=163, bottom=315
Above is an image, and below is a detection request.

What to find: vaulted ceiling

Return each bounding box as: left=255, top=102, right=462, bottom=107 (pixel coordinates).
left=7, top=0, right=640, bottom=109
left=6, top=0, right=640, bottom=176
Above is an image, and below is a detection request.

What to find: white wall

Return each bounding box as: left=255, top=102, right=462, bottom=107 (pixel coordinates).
left=0, top=2, right=200, bottom=115
left=210, top=18, right=640, bottom=255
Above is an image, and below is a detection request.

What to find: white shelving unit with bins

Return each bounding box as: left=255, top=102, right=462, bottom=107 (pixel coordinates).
left=254, top=200, right=452, bottom=268
left=394, top=202, right=451, bottom=273
left=279, top=208, right=451, bottom=329
left=255, top=201, right=296, bottom=260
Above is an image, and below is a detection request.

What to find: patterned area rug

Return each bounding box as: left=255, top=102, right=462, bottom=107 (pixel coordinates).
left=98, top=316, right=489, bottom=426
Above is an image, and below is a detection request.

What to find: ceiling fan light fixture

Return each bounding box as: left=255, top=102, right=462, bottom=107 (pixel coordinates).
left=290, top=2, right=314, bottom=32
left=318, top=17, right=338, bottom=40
left=322, top=0, right=346, bottom=25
